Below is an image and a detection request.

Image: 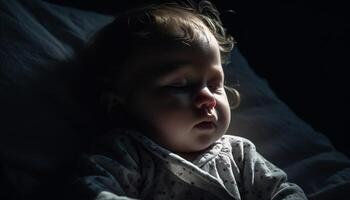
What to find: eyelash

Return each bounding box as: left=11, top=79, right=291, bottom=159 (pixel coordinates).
left=164, top=81, right=223, bottom=93
left=164, top=83, right=192, bottom=92
left=208, top=84, right=224, bottom=93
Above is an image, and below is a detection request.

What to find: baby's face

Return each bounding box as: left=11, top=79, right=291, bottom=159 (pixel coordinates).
left=120, top=31, right=231, bottom=154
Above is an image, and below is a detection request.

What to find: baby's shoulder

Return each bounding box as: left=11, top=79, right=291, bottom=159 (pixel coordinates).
left=94, top=130, right=133, bottom=147
left=221, top=134, right=257, bottom=150
left=91, top=130, right=142, bottom=159
left=218, top=135, right=259, bottom=167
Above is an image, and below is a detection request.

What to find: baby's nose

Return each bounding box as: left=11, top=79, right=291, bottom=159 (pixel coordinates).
left=194, top=87, right=217, bottom=109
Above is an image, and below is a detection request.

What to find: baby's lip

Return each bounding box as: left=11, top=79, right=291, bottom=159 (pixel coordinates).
left=194, top=121, right=216, bottom=130
left=194, top=115, right=217, bottom=130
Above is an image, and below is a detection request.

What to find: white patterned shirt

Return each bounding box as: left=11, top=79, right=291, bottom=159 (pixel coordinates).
left=69, top=130, right=307, bottom=200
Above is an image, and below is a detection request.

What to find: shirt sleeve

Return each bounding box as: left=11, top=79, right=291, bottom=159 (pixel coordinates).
left=231, top=137, right=308, bottom=200
left=66, top=135, right=143, bottom=200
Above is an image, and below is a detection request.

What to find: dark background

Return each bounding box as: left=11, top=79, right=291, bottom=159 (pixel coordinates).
left=45, top=0, right=350, bottom=156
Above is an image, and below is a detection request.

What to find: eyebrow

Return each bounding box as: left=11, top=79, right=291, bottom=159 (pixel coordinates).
left=146, top=60, right=192, bottom=78
left=209, top=67, right=224, bottom=80
left=157, top=62, right=224, bottom=83
left=154, top=60, right=191, bottom=71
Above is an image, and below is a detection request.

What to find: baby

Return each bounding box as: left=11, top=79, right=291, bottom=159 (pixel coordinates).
left=69, top=1, right=307, bottom=200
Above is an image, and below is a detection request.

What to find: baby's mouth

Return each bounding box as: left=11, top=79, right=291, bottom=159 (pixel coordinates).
left=194, top=121, right=216, bottom=130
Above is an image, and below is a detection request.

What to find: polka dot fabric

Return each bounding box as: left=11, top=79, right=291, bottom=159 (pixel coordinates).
left=69, top=130, right=307, bottom=200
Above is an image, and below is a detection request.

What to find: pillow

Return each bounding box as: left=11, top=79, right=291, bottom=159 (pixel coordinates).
left=1, top=0, right=349, bottom=199
left=0, top=0, right=113, bottom=198
left=225, top=48, right=350, bottom=198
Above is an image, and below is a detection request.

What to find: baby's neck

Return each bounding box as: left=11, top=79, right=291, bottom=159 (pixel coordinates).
left=178, top=149, right=207, bottom=162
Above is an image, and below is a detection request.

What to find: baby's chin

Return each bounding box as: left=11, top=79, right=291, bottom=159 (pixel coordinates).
left=196, top=127, right=225, bottom=145
left=177, top=132, right=224, bottom=155
left=177, top=142, right=217, bottom=161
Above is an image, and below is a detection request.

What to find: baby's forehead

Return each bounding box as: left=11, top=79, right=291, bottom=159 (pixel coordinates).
left=119, top=43, right=221, bottom=88
left=127, top=36, right=220, bottom=71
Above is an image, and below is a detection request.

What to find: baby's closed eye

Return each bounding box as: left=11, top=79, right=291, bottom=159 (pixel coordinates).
left=166, top=78, right=189, bottom=87
left=207, top=78, right=224, bottom=93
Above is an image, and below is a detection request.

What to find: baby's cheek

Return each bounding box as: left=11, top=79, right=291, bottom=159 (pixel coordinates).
left=217, top=97, right=231, bottom=128
left=155, top=108, right=190, bottom=127
left=161, top=93, right=192, bottom=108
left=151, top=113, right=189, bottom=149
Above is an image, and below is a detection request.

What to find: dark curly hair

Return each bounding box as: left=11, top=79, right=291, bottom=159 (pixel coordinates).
left=75, top=0, right=235, bottom=127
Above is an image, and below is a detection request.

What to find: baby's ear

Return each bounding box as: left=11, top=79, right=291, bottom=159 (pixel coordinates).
left=224, top=85, right=241, bottom=110
left=100, top=92, right=125, bottom=113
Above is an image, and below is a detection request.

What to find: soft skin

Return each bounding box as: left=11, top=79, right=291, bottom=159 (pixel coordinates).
left=116, top=30, right=231, bottom=159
